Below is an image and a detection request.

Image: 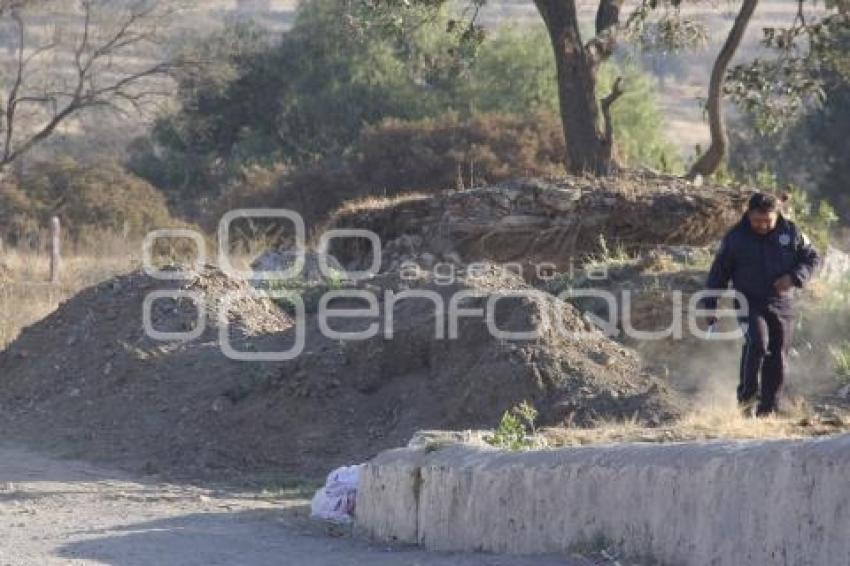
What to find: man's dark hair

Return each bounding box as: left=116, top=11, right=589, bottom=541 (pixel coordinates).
left=748, top=192, right=781, bottom=213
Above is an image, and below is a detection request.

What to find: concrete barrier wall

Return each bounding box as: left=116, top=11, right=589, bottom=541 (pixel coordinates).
left=356, top=435, right=850, bottom=565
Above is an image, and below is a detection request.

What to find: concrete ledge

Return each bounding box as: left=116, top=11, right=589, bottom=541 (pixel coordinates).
left=356, top=435, right=850, bottom=565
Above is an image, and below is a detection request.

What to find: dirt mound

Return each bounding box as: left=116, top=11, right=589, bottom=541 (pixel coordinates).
left=327, top=172, right=750, bottom=274
left=0, top=267, right=681, bottom=479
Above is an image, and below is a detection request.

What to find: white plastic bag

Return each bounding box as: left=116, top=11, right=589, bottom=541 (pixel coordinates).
left=310, top=464, right=363, bottom=523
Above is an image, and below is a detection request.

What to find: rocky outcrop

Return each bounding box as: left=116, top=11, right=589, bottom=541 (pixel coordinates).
left=327, top=173, right=750, bottom=273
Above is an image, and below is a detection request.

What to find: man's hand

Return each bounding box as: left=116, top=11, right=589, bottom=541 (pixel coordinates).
left=774, top=274, right=795, bottom=293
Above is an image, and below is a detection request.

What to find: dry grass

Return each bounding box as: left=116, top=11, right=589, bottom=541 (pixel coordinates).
left=330, top=192, right=430, bottom=218
left=0, top=245, right=139, bottom=350
left=541, top=403, right=849, bottom=447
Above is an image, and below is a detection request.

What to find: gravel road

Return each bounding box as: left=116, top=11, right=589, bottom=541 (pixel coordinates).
left=0, top=445, right=583, bottom=566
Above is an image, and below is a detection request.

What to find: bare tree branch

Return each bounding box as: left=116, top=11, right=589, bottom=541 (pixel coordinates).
left=687, top=0, right=760, bottom=179
left=73, top=0, right=92, bottom=76
left=3, top=10, right=27, bottom=162
left=601, top=76, right=625, bottom=147
left=0, top=0, right=186, bottom=172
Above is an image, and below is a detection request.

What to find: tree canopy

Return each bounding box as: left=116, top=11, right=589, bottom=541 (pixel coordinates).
left=130, top=0, right=678, bottom=201
left=358, top=0, right=849, bottom=178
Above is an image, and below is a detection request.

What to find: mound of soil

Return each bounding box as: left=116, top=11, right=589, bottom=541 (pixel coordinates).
left=0, top=267, right=682, bottom=479
left=327, top=172, right=750, bottom=274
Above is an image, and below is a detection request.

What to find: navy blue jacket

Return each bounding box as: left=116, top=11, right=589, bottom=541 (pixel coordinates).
left=704, top=214, right=821, bottom=312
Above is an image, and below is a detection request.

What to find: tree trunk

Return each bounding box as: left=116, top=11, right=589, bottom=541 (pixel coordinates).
left=687, top=0, right=759, bottom=180
left=535, top=0, right=622, bottom=176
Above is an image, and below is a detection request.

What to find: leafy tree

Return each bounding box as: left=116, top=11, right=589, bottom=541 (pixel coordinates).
left=130, top=0, right=465, bottom=199
left=596, top=61, right=681, bottom=172
left=127, top=20, right=279, bottom=201
left=727, top=2, right=849, bottom=135
left=729, top=25, right=850, bottom=222
left=357, top=0, right=628, bottom=175
left=359, top=0, right=849, bottom=179
left=459, top=24, right=680, bottom=171
left=462, top=25, right=558, bottom=116
left=693, top=0, right=849, bottom=179
left=807, top=77, right=850, bottom=220
left=133, top=0, right=680, bottom=203
left=685, top=0, right=758, bottom=179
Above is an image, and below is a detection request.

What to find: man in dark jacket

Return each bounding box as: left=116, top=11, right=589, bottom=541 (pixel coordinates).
left=703, top=192, right=821, bottom=416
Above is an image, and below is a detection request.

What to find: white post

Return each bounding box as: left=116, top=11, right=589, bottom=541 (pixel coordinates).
left=50, top=216, right=61, bottom=284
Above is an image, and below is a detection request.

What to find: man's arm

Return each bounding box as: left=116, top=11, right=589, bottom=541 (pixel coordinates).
left=789, top=231, right=821, bottom=288
left=703, top=234, right=735, bottom=311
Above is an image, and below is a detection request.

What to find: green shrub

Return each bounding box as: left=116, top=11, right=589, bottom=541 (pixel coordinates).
left=780, top=186, right=838, bottom=253
left=484, top=401, right=541, bottom=451
left=462, top=25, right=559, bottom=116
left=465, top=24, right=681, bottom=172
left=797, top=274, right=850, bottom=367
left=710, top=165, right=839, bottom=252
left=596, top=61, right=683, bottom=173
left=829, top=342, right=850, bottom=384
left=747, top=168, right=838, bottom=251
left=263, top=270, right=345, bottom=315
left=135, top=6, right=682, bottom=206
left=132, top=0, right=465, bottom=198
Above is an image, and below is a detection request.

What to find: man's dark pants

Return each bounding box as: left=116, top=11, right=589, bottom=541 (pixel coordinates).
left=738, top=305, right=795, bottom=415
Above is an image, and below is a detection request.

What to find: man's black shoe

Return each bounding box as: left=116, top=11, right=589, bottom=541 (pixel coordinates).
left=756, top=403, right=778, bottom=418
left=739, top=397, right=758, bottom=418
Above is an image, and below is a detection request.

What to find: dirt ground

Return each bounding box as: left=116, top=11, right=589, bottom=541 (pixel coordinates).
left=0, top=265, right=682, bottom=480
left=0, top=443, right=591, bottom=566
